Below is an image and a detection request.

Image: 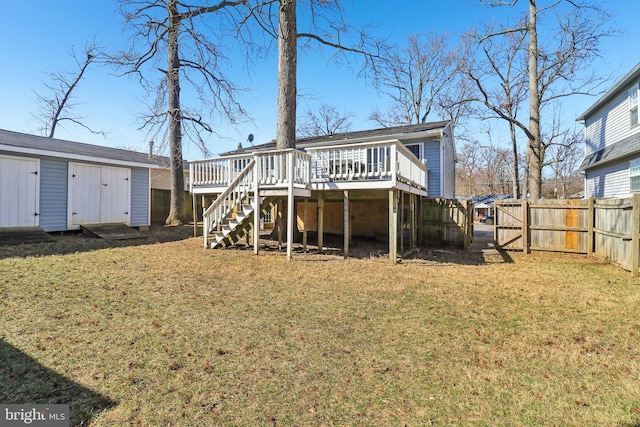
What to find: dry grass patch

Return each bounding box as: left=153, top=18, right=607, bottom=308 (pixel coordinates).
left=1, top=237, right=640, bottom=426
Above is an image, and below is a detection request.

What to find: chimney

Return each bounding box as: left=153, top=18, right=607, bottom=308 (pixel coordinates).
left=148, top=140, right=154, bottom=158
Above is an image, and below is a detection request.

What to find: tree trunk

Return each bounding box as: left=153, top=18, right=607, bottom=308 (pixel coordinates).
left=276, top=0, right=297, bottom=150
left=165, top=0, right=186, bottom=226
left=509, top=120, right=520, bottom=199
left=527, top=0, right=542, bottom=200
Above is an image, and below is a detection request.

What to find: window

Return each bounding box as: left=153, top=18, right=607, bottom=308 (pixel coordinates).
left=630, top=158, right=640, bottom=192
left=405, top=143, right=423, bottom=160
left=630, top=85, right=639, bottom=127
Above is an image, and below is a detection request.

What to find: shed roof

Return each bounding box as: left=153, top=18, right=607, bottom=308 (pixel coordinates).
left=0, top=129, right=165, bottom=169
left=577, top=63, right=640, bottom=121
left=221, top=121, right=450, bottom=156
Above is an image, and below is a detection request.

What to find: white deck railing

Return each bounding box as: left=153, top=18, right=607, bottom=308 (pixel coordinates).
left=190, top=149, right=311, bottom=192
left=306, top=140, right=427, bottom=190
left=190, top=141, right=427, bottom=193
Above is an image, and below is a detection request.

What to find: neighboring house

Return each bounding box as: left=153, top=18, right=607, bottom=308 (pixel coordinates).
left=189, top=121, right=456, bottom=261
left=577, top=62, right=640, bottom=198
left=470, top=194, right=513, bottom=220
left=0, top=129, right=160, bottom=231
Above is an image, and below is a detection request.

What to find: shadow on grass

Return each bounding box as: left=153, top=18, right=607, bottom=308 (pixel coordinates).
left=0, top=339, right=116, bottom=426
left=0, top=224, right=195, bottom=260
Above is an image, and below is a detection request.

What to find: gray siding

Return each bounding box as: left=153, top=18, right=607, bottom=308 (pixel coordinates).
left=39, top=158, right=68, bottom=232
left=585, top=79, right=640, bottom=156
left=131, top=168, right=150, bottom=227
left=441, top=124, right=455, bottom=198
left=424, top=140, right=442, bottom=197
left=585, top=161, right=630, bottom=198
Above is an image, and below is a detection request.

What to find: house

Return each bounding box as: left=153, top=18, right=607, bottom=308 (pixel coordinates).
left=577, top=62, right=640, bottom=198
left=0, top=129, right=160, bottom=232
left=189, top=121, right=456, bottom=262
left=471, top=194, right=514, bottom=221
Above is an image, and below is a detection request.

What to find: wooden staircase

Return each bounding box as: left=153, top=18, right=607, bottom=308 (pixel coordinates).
left=207, top=196, right=279, bottom=248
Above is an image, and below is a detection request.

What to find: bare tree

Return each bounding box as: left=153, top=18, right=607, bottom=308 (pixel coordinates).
left=34, top=41, right=104, bottom=138
left=459, top=24, right=528, bottom=198
left=297, top=103, right=353, bottom=137
left=369, top=33, right=456, bottom=127
left=477, top=0, right=612, bottom=199
left=246, top=0, right=381, bottom=149
left=112, top=0, right=248, bottom=225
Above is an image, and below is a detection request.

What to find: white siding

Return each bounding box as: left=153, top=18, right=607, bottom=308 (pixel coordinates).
left=585, top=161, right=630, bottom=198
left=585, top=79, right=640, bottom=156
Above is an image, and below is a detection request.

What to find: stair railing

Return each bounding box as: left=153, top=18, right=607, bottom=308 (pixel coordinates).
left=203, top=159, right=256, bottom=248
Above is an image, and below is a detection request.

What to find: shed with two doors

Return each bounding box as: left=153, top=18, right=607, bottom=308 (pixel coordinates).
left=0, top=129, right=160, bottom=232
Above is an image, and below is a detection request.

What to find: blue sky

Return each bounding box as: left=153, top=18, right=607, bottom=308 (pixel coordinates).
left=1, top=0, right=638, bottom=158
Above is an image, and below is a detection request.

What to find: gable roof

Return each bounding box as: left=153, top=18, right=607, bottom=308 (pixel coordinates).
left=221, top=121, right=450, bottom=156
left=577, top=63, right=640, bottom=121
left=0, top=128, right=163, bottom=169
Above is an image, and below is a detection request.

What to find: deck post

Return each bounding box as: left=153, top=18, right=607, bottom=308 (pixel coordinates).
left=253, top=160, right=260, bottom=255
left=410, top=193, right=416, bottom=249
left=277, top=201, right=284, bottom=250
left=192, top=192, right=197, bottom=237
left=400, top=191, right=405, bottom=256
left=287, top=151, right=294, bottom=261
left=318, top=194, right=324, bottom=253
left=303, top=198, right=308, bottom=253
left=389, top=189, right=398, bottom=264
left=344, top=190, right=350, bottom=259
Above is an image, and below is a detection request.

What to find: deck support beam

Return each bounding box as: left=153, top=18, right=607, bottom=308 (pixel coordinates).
left=410, top=193, right=416, bottom=249
left=318, top=194, right=324, bottom=253
left=303, top=198, right=308, bottom=253
left=344, top=190, right=350, bottom=259
left=287, top=152, right=294, bottom=260
left=253, top=173, right=260, bottom=255
left=389, top=189, right=398, bottom=264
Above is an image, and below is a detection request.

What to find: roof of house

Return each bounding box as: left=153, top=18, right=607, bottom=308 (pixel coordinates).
left=0, top=128, right=175, bottom=169
left=577, top=62, right=640, bottom=121
left=220, top=121, right=451, bottom=156
left=578, top=131, right=640, bottom=171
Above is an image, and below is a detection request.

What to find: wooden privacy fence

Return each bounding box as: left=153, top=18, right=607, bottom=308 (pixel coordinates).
left=420, top=198, right=473, bottom=249
left=495, top=196, right=640, bottom=276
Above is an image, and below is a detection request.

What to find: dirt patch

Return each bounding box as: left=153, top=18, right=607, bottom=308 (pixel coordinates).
left=0, top=224, right=196, bottom=260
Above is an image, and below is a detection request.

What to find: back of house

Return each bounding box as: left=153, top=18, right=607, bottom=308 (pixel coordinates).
left=578, top=63, right=640, bottom=198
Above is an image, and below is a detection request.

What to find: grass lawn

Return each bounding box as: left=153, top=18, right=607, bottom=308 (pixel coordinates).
left=1, top=234, right=640, bottom=426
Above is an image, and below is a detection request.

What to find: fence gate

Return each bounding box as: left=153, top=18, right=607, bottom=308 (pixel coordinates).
left=494, top=201, right=526, bottom=251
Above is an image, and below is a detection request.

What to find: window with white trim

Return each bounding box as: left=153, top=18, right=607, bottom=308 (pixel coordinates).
left=405, top=143, right=423, bottom=160
left=630, top=158, right=640, bottom=192
left=630, top=85, right=639, bottom=127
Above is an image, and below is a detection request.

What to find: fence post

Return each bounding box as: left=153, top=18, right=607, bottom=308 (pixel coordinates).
left=632, top=194, right=640, bottom=277
left=522, top=199, right=529, bottom=254
left=587, top=197, right=595, bottom=257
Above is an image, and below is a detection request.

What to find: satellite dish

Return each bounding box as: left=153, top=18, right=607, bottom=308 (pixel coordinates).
left=247, top=134, right=254, bottom=146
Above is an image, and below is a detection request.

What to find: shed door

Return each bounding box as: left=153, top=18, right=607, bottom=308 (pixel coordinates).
left=0, top=155, right=40, bottom=227
left=68, top=163, right=130, bottom=227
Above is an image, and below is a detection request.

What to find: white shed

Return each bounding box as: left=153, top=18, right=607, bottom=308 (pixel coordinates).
left=0, top=129, right=160, bottom=231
